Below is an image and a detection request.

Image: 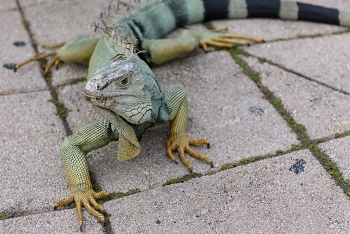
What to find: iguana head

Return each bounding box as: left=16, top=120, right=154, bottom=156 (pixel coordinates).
left=84, top=56, right=160, bottom=125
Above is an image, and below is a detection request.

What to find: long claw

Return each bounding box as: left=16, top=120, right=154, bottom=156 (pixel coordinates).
left=45, top=56, right=61, bottom=73
left=76, top=200, right=83, bottom=227
left=93, top=190, right=109, bottom=200
left=42, top=42, right=65, bottom=49
left=178, top=146, right=192, bottom=169
left=166, top=133, right=212, bottom=170
left=15, top=51, right=56, bottom=71
left=54, top=194, right=74, bottom=208
left=214, top=38, right=249, bottom=46
left=82, top=200, right=105, bottom=223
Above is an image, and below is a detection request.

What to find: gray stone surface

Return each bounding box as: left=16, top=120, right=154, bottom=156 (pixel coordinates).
left=244, top=33, right=350, bottom=94
left=0, top=209, right=104, bottom=233
left=244, top=56, right=350, bottom=139
left=0, top=9, right=47, bottom=95
left=319, top=136, right=350, bottom=179
left=0, top=0, right=17, bottom=11
left=2, top=0, right=350, bottom=232
left=57, top=51, right=298, bottom=193
left=0, top=91, right=68, bottom=214
left=106, top=150, right=350, bottom=233
left=19, top=0, right=106, bottom=86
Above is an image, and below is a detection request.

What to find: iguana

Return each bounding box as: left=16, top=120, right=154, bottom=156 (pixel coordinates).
left=14, top=0, right=350, bottom=228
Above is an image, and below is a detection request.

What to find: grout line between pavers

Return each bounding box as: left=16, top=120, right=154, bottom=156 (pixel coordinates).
left=266, top=29, right=350, bottom=43
left=253, top=55, right=350, bottom=95
left=0, top=87, right=50, bottom=96
left=15, top=0, right=72, bottom=136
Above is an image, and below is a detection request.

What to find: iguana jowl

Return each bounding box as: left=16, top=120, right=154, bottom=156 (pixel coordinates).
left=15, top=0, right=350, bottom=228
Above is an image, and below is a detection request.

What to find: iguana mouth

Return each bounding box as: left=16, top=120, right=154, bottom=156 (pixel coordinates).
left=84, top=92, right=91, bottom=101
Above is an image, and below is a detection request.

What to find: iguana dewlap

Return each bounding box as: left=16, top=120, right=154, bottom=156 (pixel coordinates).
left=14, top=0, right=350, bottom=228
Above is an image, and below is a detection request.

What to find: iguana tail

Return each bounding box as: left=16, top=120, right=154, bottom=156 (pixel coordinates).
left=204, top=0, right=350, bottom=27
left=125, top=0, right=350, bottom=41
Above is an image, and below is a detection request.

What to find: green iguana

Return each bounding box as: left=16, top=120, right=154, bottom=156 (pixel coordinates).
left=14, top=0, right=350, bottom=228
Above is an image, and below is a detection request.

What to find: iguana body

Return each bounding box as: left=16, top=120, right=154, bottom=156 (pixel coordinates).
left=15, top=0, right=350, bottom=228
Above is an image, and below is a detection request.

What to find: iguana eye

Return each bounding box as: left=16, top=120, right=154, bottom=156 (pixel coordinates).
left=120, top=77, right=129, bottom=85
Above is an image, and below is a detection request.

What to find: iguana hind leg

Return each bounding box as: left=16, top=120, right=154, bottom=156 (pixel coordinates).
left=15, top=35, right=100, bottom=73
left=143, top=28, right=263, bottom=64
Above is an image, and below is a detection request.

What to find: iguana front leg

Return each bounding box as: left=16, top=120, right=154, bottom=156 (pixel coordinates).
left=160, top=85, right=212, bottom=172
left=15, top=35, right=99, bottom=73
left=55, top=122, right=118, bottom=227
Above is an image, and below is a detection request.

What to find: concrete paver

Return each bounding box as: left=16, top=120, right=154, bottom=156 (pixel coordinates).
left=0, top=0, right=17, bottom=11
left=0, top=8, right=46, bottom=95
left=0, top=91, right=68, bottom=214
left=19, top=0, right=106, bottom=86
left=244, top=56, right=350, bottom=139
left=106, top=150, right=350, bottom=233
left=57, top=51, right=298, bottom=193
left=244, top=33, right=350, bottom=94
left=0, top=209, right=104, bottom=233
left=1, top=0, right=350, bottom=232
left=319, top=136, right=350, bottom=179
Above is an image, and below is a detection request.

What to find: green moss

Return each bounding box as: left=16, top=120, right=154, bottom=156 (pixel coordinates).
left=162, top=173, right=202, bottom=186
left=48, top=89, right=70, bottom=119
left=22, top=19, right=30, bottom=27
left=0, top=213, right=11, bottom=220
left=109, top=188, right=141, bottom=199
left=70, top=77, right=87, bottom=85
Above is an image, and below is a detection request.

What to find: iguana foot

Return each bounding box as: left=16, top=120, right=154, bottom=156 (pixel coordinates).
left=54, top=185, right=109, bottom=227
left=167, top=132, right=212, bottom=172
left=15, top=35, right=99, bottom=73
left=14, top=51, right=58, bottom=73
left=193, top=28, right=264, bottom=50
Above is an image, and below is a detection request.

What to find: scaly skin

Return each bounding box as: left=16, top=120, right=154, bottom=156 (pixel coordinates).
left=14, top=0, right=350, bottom=228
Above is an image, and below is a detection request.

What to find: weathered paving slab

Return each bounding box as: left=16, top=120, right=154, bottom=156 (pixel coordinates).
left=0, top=8, right=46, bottom=95
left=19, top=0, right=106, bottom=86
left=244, top=33, right=350, bottom=94
left=57, top=51, right=299, bottom=193
left=0, top=209, right=104, bottom=233
left=212, top=0, right=350, bottom=41
left=105, top=150, right=350, bottom=233
left=243, top=56, right=350, bottom=139
left=319, top=136, right=350, bottom=179
left=0, top=91, right=68, bottom=214
left=0, top=0, right=17, bottom=11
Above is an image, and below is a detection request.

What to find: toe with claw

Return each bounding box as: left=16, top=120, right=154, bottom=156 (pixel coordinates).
left=193, top=27, right=264, bottom=50
left=54, top=184, right=109, bottom=227
left=166, top=132, right=212, bottom=172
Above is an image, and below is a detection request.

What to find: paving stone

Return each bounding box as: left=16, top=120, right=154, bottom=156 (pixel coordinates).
left=319, top=136, right=350, bottom=179
left=0, top=209, right=104, bottom=233
left=0, top=8, right=46, bottom=95
left=0, top=91, right=68, bottom=214
left=105, top=150, right=350, bottom=233
left=0, top=0, right=17, bottom=11
left=57, top=51, right=298, bottom=193
left=244, top=33, right=350, bottom=94
left=19, top=0, right=106, bottom=86
left=211, top=0, right=350, bottom=42
left=243, top=56, right=350, bottom=139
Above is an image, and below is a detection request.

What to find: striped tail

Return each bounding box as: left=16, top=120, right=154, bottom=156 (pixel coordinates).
left=202, top=0, right=350, bottom=27
left=124, top=0, right=350, bottom=40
